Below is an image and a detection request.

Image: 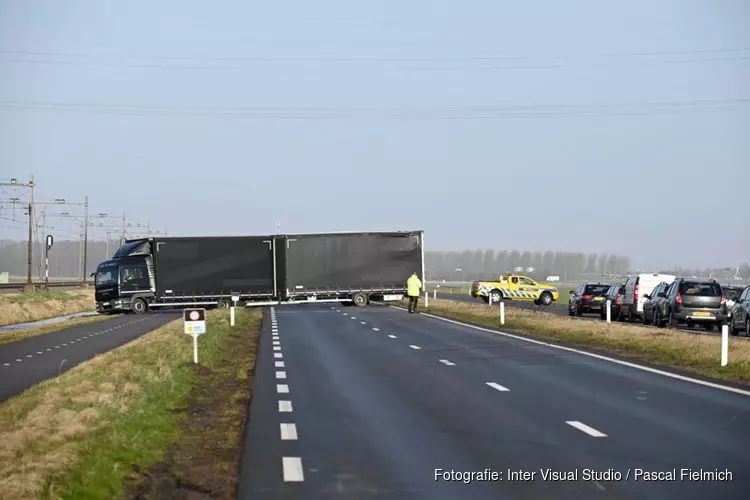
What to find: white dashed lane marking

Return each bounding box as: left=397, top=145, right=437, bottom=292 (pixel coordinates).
left=276, top=371, right=287, bottom=379
left=282, top=457, right=305, bottom=482
left=409, top=345, right=421, bottom=350
left=274, top=353, right=283, bottom=359
left=278, top=400, right=293, bottom=412
left=372, top=327, right=380, bottom=331
left=388, top=334, right=397, bottom=339
left=486, top=382, right=510, bottom=392
left=361, top=321, right=367, bottom=324
left=439, top=359, right=456, bottom=366
left=277, top=384, right=289, bottom=393
left=275, top=361, right=285, bottom=368
left=566, top=421, right=607, bottom=437
left=280, top=423, right=298, bottom=440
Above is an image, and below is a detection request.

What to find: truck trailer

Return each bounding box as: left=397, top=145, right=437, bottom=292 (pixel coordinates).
left=93, top=230, right=424, bottom=314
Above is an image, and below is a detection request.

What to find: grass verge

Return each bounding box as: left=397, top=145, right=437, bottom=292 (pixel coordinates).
left=403, top=297, right=750, bottom=386
left=0, top=289, right=95, bottom=327
left=0, top=314, right=116, bottom=345
left=0, top=307, right=262, bottom=500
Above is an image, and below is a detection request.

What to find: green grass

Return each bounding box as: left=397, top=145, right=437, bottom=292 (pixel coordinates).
left=1, top=290, right=88, bottom=304
left=403, top=298, right=750, bottom=385
left=0, top=307, right=262, bottom=500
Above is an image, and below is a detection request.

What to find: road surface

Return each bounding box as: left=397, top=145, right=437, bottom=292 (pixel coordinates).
left=0, top=312, right=179, bottom=401
left=238, top=303, right=750, bottom=499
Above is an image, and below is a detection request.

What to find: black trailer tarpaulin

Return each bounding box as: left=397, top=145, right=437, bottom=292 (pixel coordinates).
left=153, top=236, right=274, bottom=297
left=281, top=231, right=423, bottom=294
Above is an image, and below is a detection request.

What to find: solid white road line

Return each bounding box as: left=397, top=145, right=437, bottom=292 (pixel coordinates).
left=280, top=423, right=298, bottom=440
left=372, top=328, right=380, bottom=331
left=566, top=421, right=607, bottom=437
left=282, top=457, right=305, bottom=482
left=277, top=384, right=289, bottom=393
left=409, top=345, right=421, bottom=350
left=275, top=361, right=285, bottom=368
left=391, top=305, right=750, bottom=398
left=388, top=334, right=397, bottom=338
left=439, top=359, right=456, bottom=366
left=274, top=353, right=283, bottom=359
left=486, top=382, right=510, bottom=392
left=276, top=371, right=287, bottom=379
left=278, top=400, right=293, bottom=412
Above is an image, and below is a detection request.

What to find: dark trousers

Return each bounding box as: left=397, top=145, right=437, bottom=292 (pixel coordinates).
left=408, top=295, right=419, bottom=312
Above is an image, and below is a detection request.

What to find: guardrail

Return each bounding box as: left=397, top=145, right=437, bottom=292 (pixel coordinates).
left=0, top=281, right=87, bottom=291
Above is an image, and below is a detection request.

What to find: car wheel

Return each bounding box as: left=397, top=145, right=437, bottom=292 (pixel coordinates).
left=568, top=305, right=574, bottom=316
left=746, top=320, right=750, bottom=338
left=132, top=298, right=148, bottom=315
left=576, top=305, right=583, bottom=317
left=642, top=310, right=652, bottom=325
left=490, top=290, right=503, bottom=304
left=729, top=317, right=739, bottom=336
left=539, top=292, right=553, bottom=306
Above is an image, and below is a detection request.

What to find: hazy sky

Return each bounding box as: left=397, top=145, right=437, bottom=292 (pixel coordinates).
left=1, top=0, right=748, bottom=270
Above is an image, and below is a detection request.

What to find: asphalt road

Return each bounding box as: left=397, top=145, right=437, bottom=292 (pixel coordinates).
left=237, top=303, right=750, bottom=499
left=0, top=312, right=179, bottom=402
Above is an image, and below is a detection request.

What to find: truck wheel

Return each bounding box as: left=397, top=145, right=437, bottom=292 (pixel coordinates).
left=217, top=299, right=231, bottom=309
left=352, top=292, right=368, bottom=307
left=539, top=292, right=553, bottom=306
left=132, top=298, right=148, bottom=315
left=490, top=290, right=502, bottom=304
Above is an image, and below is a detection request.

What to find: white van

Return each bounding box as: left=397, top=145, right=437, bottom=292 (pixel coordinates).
left=621, top=273, right=676, bottom=322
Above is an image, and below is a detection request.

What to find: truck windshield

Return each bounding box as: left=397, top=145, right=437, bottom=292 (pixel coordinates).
left=95, top=267, right=117, bottom=286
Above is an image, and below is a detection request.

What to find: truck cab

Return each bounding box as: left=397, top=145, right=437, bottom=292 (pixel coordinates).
left=471, top=274, right=560, bottom=305
left=94, top=239, right=154, bottom=314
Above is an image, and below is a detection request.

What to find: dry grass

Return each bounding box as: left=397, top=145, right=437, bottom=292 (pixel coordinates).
left=0, top=315, right=116, bottom=345
left=0, top=289, right=95, bottom=327
left=0, top=307, right=261, bottom=500
left=409, top=298, right=750, bottom=385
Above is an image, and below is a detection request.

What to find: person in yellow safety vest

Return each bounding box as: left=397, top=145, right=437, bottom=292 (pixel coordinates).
left=406, top=272, right=422, bottom=313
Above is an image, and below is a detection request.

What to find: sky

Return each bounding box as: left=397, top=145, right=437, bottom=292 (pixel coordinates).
left=0, top=0, right=748, bottom=270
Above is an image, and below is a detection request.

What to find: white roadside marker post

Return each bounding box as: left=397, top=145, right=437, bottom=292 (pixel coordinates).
left=231, top=295, right=239, bottom=327
left=500, top=301, right=505, bottom=326
left=433, top=289, right=437, bottom=300
left=721, top=324, right=729, bottom=367
left=606, top=300, right=611, bottom=324
left=425, top=290, right=429, bottom=308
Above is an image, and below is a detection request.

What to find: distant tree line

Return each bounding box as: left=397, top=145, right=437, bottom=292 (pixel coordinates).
left=426, top=249, right=632, bottom=281
left=0, top=239, right=117, bottom=279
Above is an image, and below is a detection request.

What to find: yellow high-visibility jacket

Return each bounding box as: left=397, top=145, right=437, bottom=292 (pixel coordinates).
left=406, top=274, right=422, bottom=297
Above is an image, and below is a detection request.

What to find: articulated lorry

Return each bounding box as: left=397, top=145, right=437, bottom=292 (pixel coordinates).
left=93, top=230, right=425, bottom=314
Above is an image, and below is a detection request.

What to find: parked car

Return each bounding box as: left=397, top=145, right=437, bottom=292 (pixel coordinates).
left=620, top=273, right=676, bottom=323
left=729, top=285, right=750, bottom=337
left=599, top=283, right=626, bottom=320
left=642, top=282, right=671, bottom=327
left=663, top=278, right=728, bottom=331
left=569, top=282, right=612, bottom=316
left=723, top=285, right=744, bottom=309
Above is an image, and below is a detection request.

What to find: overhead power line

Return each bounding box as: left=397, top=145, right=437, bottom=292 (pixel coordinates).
left=0, top=98, right=747, bottom=119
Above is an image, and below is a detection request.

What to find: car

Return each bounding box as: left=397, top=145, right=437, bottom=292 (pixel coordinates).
left=620, top=273, right=676, bottom=323
left=729, top=285, right=750, bottom=337
left=641, top=282, right=671, bottom=327
left=471, top=274, right=559, bottom=305
left=568, top=282, right=612, bottom=316
left=599, top=283, right=626, bottom=320
left=663, top=278, right=728, bottom=331
left=723, top=285, right=744, bottom=309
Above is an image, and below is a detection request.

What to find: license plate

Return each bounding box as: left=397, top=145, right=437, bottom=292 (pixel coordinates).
left=102, top=302, right=110, bottom=306
left=594, top=297, right=604, bottom=301
left=693, top=311, right=712, bottom=317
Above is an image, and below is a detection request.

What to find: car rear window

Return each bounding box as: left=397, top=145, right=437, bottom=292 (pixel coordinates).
left=679, top=282, right=722, bottom=296
left=585, top=284, right=610, bottom=295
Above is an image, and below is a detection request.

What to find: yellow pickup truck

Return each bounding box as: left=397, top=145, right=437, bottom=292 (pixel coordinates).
left=470, top=274, right=560, bottom=306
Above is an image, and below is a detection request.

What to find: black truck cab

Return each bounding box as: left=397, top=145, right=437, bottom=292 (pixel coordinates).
left=94, top=239, right=154, bottom=314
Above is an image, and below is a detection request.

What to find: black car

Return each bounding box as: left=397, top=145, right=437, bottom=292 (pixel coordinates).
left=642, top=282, right=671, bottom=327
left=663, top=278, right=728, bottom=331
left=569, top=282, right=612, bottom=316
left=599, top=283, right=626, bottom=320
left=729, top=285, right=750, bottom=337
